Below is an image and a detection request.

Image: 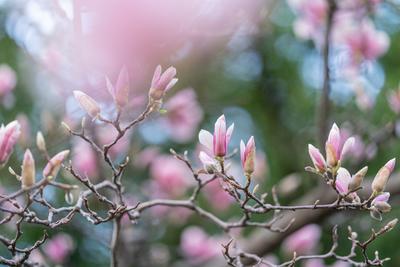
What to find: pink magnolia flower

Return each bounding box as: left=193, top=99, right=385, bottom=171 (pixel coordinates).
left=180, top=227, right=220, bottom=264
left=325, top=123, right=355, bottom=167
left=199, top=115, right=234, bottom=158
left=282, top=224, right=321, bottom=255
left=72, top=140, right=98, bottom=178
left=335, top=167, right=359, bottom=200
left=0, top=120, right=21, bottom=166
left=43, top=150, right=70, bottom=178
left=106, top=66, right=130, bottom=108
left=240, top=136, right=256, bottom=175
left=0, top=64, right=17, bottom=97
left=150, top=155, right=192, bottom=198
left=344, top=20, right=389, bottom=65
left=148, top=65, right=178, bottom=100
left=161, top=88, right=204, bottom=143
left=43, top=233, right=74, bottom=264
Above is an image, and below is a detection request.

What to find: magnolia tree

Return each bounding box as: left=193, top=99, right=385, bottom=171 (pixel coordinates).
left=0, top=0, right=400, bottom=267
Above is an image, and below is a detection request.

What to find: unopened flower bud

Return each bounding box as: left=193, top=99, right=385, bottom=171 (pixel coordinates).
left=348, top=166, right=367, bottom=192
left=73, top=90, right=101, bottom=118
left=21, top=149, right=35, bottom=188
left=308, top=144, right=326, bottom=172
left=240, top=136, right=256, bottom=175
left=148, top=65, right=178, bottom=100
left=43, top=150, right=70, bottom=179
left=36, top=131, right=46, bottom=152
left=386, top=218, right=398, bottom=231
left=372, top=158, right=395, bottom=193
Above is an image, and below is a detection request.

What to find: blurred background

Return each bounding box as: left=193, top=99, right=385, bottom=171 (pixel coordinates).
left=0, top=0, right=400, bottom=266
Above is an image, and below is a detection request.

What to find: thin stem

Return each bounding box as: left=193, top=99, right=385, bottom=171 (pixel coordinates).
left=110, top=216, right=122, bottom=267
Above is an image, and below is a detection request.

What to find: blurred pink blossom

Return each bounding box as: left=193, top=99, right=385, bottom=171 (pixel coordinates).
left=180, top=226, right=220, bottom=264
left=387, top=87, right=400, bottom=114
left=43, top=233, right=74, bottom=264
left=161, top=88, right=204, bottom=143
left=282, top=224, right=321, bottom=255
left=133, top=147, right=161, bottom=169
left=202, top=178, right=234, bottom=211
left=150, top=155, right=192, bottom=198
left=72, top=140, right=98, bottom=177
left=343, top=20, right=389, bottom=66
left=0, top=64, right=16, bottom=97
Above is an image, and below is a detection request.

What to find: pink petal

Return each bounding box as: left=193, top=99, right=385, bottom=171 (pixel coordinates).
left=198, top=130, right=213, bottom=151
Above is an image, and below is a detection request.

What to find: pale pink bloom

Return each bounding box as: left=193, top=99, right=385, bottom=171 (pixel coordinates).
left=288, top=0, right=327, bottom=44
left=335, top=167, right=352, bottom=195
left=240, top=136, right=256, bottom=175
left=0, top=120, right=21, bottom=166
left=43, top=150, right=70, bottom=178
left=180, top=227, right=220, bottom=264
left=73, top=90, right=101, bottom=118
left=161, top=88, right=204, bottom=143
left=72, top=140, right=98, bottom=177
left=150, top=155, right=192, bottom=198
left=106, top=66, right=130, bottom=107
left=199, top=115, right=234, bottom=158
left=282, top=224, right=321, bottom=255
left=325, top=123, right=354, bottom=167
left=308, top=144, right=326, bottom=172
left=344, top=20, right=389, bottom=65
left=0, top=64, right=16, bottom=97
left=203, top=178, right=234, bottom=211
left=43, top=233, right=74, bottom=264
left=387, top=88, right=400, bottom=114
left=148, top=65, right=178, bottom=100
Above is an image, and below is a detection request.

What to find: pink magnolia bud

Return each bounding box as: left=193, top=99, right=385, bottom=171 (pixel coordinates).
left=148, top=65, right=178, bottom=100
left=308, top=144, right=326, bottom=172
left=73, top=91, right=101, bottom=118
left=106, top=66, right=130, bottom=107
left=198, top=115, right=234, bottom=158
left=348, top=166, right=368, bottom=192
left=372, top=158, right=395, bottom=193
left=325, top=123, right=354, bottom=167
left=43, top=150, right=70, bottom=179
left=0, top=120, right=21, bottom=167
left=240, top=136, right=256, bottom=175
left=21, top=149, right=35, bottom=188
left=371, top=192, right=391, bottom=213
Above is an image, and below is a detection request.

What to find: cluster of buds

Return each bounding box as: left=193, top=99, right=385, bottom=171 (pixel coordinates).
left=74, top=65, right=178, bottom=119
left=0, top=120, right=21, bottom=167
left=308, top=123, right=354, bottom=173
left=198, top=115, right=256, bottom=177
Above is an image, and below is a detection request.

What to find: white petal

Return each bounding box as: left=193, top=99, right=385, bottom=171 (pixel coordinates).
left=198, top=130, right=213, bottom=151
